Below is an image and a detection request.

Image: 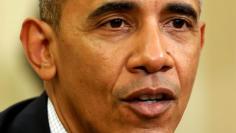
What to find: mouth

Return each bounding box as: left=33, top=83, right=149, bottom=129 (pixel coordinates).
left=121, top=88, right=176, bottom=118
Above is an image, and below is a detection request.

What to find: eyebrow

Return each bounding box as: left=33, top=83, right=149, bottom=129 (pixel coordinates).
left=163, top=3, right=198, bottom=21
left=88, top=2, right=137, bottom=19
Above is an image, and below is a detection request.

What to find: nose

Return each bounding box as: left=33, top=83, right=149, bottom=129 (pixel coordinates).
left=127, top=24, right=174, bottom=74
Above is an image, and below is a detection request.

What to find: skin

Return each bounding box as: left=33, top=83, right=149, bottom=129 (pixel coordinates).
left=20, top=0, right=205, bottom=133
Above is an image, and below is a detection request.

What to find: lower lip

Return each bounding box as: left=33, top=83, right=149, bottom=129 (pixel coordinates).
left=125, top=100, right=173, bottom=118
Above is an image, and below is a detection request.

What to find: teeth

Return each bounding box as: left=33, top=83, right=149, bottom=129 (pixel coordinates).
left=150, top=96, right=157, bottom=100
left=138, top=94, right=164, bottom=101
left=139, top=95, right=149, bottom=101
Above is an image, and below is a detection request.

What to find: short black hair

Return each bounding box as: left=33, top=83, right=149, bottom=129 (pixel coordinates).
left=39, top=0, right=65, bottom=30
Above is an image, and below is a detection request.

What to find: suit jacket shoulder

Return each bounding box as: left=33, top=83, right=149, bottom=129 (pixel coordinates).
left=0, top=93, right=50, bottom=133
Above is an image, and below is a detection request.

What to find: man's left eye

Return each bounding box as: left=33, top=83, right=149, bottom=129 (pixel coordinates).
left=166, top=18, right=193, bottom=31
left=172, top=19, right=186, bottom=28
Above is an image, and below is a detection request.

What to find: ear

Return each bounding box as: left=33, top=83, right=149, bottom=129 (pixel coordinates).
left=20, top=18, right=56, bottom=81
left=199, top=22, right=206, bottom=49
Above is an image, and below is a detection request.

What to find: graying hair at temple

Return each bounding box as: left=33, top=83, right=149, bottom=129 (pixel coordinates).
left=39, top=0, right=65, bottom=30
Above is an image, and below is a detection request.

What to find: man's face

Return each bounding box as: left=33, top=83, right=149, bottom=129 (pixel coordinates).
left=52, top=0, right=204, bottom=132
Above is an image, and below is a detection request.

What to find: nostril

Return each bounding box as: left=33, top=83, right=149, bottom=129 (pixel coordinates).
left=132, top=66, right=148, bottom=73
left=127, top=50, right=174, bottom=74
left=133, top=66, right=171, bottom=74
left=160, top=66, right=171, bottom=72
left=132, top=65, right=171, bottom=74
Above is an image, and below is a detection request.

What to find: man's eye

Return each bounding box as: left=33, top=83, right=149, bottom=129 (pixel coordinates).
left=168, top=19, right=192, bottom=30
left=102, top=18, right=128, bottom=29
left=109, top=18, right=124, bottom=28
left=172, top=19, right=186, bottom=28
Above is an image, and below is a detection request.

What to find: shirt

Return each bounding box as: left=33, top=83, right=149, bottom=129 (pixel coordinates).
left=48, top=98, right=68, bottom=133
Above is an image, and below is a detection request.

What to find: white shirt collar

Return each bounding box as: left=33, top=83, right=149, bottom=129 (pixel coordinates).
left=47, top=98, right=68, bottom=133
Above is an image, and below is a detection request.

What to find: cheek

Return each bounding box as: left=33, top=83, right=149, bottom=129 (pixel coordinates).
left=167, top=37, right=201, bottom=102
left=55, top=33, right=128, bottom=103
left=178, top=48, right=200, bottom=103
left=181, top=44, right=201, bottom=86
left=54, top=34, right=132, bottom=132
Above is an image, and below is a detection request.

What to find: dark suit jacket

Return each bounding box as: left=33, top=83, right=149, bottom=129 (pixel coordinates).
left=0, top=93, right=50, bottom=133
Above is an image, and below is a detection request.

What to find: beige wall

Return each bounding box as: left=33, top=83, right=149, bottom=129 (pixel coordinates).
left=1, top=0, right=236, bottom=133
left=202, top=0, right=236, bottom=132
left=0, top=0, right=42, bottom=110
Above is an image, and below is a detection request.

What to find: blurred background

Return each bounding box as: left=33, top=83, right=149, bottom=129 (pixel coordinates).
left=1, top=0, right=236, bottom=133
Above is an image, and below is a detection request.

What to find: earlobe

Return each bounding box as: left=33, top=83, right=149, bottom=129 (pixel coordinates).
left=20, top=18, right=56, bottom=81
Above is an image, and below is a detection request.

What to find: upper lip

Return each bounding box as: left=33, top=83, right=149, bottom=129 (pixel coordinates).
left=121, top=87, right=177, bottom=102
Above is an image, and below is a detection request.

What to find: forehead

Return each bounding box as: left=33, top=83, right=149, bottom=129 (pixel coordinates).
left=66, top=0, right=200, bottom=12
left=61, top=0, right=200, bottom=25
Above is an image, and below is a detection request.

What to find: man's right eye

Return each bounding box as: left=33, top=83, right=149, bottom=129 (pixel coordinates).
left=101, top=18, right=131, bottom=30
left=107, top=18, right=125, bottom=28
